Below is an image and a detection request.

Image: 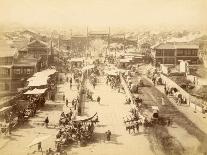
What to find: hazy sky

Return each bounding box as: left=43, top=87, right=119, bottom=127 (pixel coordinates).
left=0, top=0, right=207, bottom=28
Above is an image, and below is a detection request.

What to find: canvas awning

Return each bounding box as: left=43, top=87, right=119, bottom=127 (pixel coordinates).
left=24, top=88, right=47, bottom=95
left=32, top=69, right=56, bottom=78
left=28, top=78, right=48, bottom=87
left=27, top=69, right=56, bottom=86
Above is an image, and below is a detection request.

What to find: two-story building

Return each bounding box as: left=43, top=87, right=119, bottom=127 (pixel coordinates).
left=152, top=42, right=199, bottom=65
left=0, top=40, right=17, bottom=93
left=12, top=57, right=38, bottom=90
left=0, top=40, right=38, bottom=95
left=18, top=39, right=53, bottom=70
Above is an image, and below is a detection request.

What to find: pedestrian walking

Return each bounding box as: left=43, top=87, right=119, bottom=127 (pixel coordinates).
left=63, top=94, right=65, bottom=101
left=66, top=99, right=68, bottom=106
left=177, top=97, right=181, bottom=105
left=93, top=83, right=96, bottom=89
left=105, top=130, right=111, bottom=141
left=8, top=122, right=12, bottom=135
left=45, top=116, right=49, bottom=128
left=97, top=96, right=101, bottom=104
left=70, top=78, right=72, bottom=89
left=152, top=77, right=156, bottom=86
left=136, top=122, right=139, bottom=133
left=166, top=89, right=169, bottom=96
left=69, top=109, right=73, bottom=117
left=37, top=142, right=42, bottom=152
left=164, top=85, right=167, bottom=93
left=167, top=118, right=171, bottom=126
left=137, top=84, right=139, bottom=93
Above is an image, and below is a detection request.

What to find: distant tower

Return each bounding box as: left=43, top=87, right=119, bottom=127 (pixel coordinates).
left=50, top=39, right=53, bottom=55
left=70, top=29, right=73, bottom=52
left=58, top=34, right=60, bottom=50
left=108, top=27, right=110, bottom=50
left=123, top=33, right=126, bottom=52
left=49, top=37, right=54, bottom=66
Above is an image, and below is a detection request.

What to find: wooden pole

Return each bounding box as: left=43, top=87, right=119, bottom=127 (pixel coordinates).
left=70, top=29, right=73, bottom=53
left=124, top=33, right=126, bottom=52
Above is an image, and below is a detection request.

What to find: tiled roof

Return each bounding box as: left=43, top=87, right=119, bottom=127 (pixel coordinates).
left=13, top=56, right=38, bottom=66
left=27, top=39, right=49, bottom=47
left=0, top=40, right=17, bottom=57
left=175, top=43, right=199, bottom=49
left=154, top=43, right=175, bottom=49
left=153, top=42, right=199, bottom=50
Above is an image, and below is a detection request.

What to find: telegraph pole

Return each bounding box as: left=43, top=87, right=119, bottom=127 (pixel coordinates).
left=48, top=32, right=53, bottom=68
left=136, top=34, right=138, bottom=51
left=86, top=26, right=89, bottom=57
left=123, top=33, right=126, bottom=52
left=70, top=29, right=73, bottom=52
left=108, top=27, right=110, bottom=49
left=58, top=34, right=60, bottom=50
left=107, top=27, right=111, bottom=56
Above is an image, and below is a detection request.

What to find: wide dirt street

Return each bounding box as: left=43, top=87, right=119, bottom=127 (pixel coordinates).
left=1, top=72, right=205, bottom=155
left=68, top=77, right=154, bottom=155
left=0, top=74, right=154, bottom=155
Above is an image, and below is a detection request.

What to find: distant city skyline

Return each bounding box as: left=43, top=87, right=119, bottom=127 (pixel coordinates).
left=0, top=0, right=207, bottom=29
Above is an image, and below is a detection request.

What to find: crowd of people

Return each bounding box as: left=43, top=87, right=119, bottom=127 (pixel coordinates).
left=55, top=108, right=96, bottom=152
left=106, top=75, right=121, bottom=90
left=18, top=95, right=46, bottom=121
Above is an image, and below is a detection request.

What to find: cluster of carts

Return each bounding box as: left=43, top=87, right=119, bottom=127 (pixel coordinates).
left=55, top=113, right=98, bottom=150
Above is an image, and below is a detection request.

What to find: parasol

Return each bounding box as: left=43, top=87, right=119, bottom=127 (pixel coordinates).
left=27, top=135, right=51, bottom=147
left=73, top=112, right=97, bottom=122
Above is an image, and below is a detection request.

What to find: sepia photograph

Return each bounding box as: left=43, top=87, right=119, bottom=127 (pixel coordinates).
left=0, top=0, right=207, bottom=155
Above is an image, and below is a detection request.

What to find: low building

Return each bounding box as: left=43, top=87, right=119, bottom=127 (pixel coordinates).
left=152, top=42, right=199, bottom=65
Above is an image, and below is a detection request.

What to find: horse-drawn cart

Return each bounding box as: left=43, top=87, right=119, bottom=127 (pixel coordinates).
left=142, top=106, right=171, bottom=127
